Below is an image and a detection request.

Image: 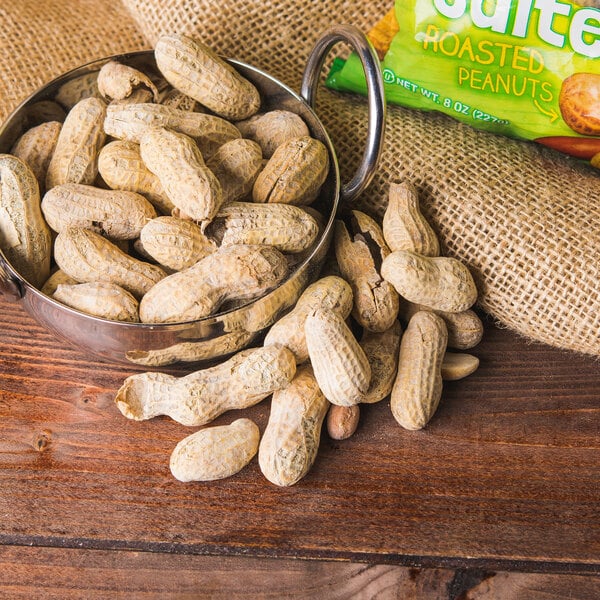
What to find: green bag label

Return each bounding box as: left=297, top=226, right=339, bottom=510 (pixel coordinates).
left=326, top=0, right=600, bottom=158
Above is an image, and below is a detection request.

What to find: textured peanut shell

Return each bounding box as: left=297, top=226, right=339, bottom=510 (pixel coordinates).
left=305, top=307, right=371, bottom=407
left=97, top=60, right=159, bottom=103
left=160, top=88, right=202, bottom=112
left=205, top=138, right=263, bottom=204
left=10, top=121, right=62, bottom=193
left=334, top=215, right=399, bottom=332
left=237, top=110, right=310, bottom=157
left=360, top=320, right=402, bottom=404
left=139, top=244, right=288, bottom=324
left=97, top=140, right=174, bottom=214
left=208, top=201, right=319, bottom=253
left=399, top=301, right=484, bottom=350
left=53, top=281, right=140, bottom=322
left=104, top=102, right=240, bottom=157
left=391, top=311, right=448, bottom=430
left=559, top=73, right=600, bottom=136
left=41, top=183, right=157, bottom=239
left=383, top=180, right=440, bottom=256
left=139, top=215, right=216, bottom=271
left=54, top=227, right=166, bottom=299
left=381, top=250, right=478, bottom=313
left=155, top=33, right=261, bottom=121
left=441, top=352, right=480, bottom=381
left=326, top=404, right=360, bottom=441
left=263, top=275, right=353, bottom=363
left=23, top=101, right=66, bottom=128
left=0, top=154, right=52, bottom=287
left=252, top=136, right=329, bottom=205
left=115, top=344, right=296, bottom=426
left=140, top=127, right=223, bottom=229
left=258, top=364, right=329, bottom=487
left=45, top=97, right=107, bottom=190
left=170, top=418, right=260, bottom=482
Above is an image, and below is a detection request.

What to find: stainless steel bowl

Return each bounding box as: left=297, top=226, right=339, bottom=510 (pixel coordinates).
left=0, top=25, right=385, bottom=366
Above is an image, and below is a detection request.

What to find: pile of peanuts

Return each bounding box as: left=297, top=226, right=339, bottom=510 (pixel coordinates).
left=0, top=33, right=482, bottom=487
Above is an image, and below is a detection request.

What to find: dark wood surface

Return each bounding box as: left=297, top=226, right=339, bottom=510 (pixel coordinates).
left=1, top=293, right=599, bottom=594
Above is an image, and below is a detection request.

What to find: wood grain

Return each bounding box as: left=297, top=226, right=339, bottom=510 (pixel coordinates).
left=0, top=296, right=599, bottom=576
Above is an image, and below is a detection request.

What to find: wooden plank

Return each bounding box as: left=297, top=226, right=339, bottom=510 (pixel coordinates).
left=0, top=297, right=599, bottom=573
left=0, top=546, right=599, bottom=599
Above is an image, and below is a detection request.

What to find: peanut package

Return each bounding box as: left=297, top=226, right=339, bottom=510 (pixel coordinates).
left=327, top=0, right=600, bottom=159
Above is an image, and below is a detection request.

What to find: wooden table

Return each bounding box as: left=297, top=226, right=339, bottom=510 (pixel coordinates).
left=1, top=294, right=599, bottom=598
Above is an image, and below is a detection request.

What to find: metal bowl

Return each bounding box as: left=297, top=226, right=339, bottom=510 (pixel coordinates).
left=0, top=25, right=385, bottom=366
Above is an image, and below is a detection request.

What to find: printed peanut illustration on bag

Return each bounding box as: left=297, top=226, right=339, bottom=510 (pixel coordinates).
left=0, top=31, right=485, bottom=487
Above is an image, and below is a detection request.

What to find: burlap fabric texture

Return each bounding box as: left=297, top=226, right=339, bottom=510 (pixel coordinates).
left=1, top=0, right=599, bottom=356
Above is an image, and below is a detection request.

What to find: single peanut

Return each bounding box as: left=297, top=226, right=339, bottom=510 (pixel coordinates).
left=399, top=301, right=484, bottom=349
left=263, top=275, right=353, bottom=363
left=41, top=183, right=157, bottom=239
left=441, top=352, right=480, bottom=381
left=10, top=121, right=62, bottom=193
left=139, top=243, right=288, bottom=323
left=53, top=281, right=139, bottom=322
left=252, top=136, right=329, bottom=206
left=104, top=102, right=241, bottom=157
left=383, top=180, right=440, bottom=256
left=115, top=344, right=296, bottom=426
left=170, top=418, right=260, bottom=482
left=139, top=127, right=223, bottom=230
left=208, top=201, right=319, bottom=254
left=391, top=311, right=448, bottom=430
left=139, top=215, right=217, bottom=271
left=360, top=319, right=402, bottom=404
left=45, top=97, right=107, bottom=190
left=205, top=138, right=263, bottom=204
left=258, top=364, right=329, bottom=486
left=305, top=307, right=371, bottom=407
left=97, top=140, right=175, bottom=215
left=236, top=110, right=310, bottom=157
left=154, top=33, right=261, bottom=121
left=0, top=154, right=52, bottom=287
left=97, top=60, right=159, bottom=103
left=54, top=227, right=166, bottom=299
left=559, top=73, right=600, bottom=136
left=334, top=211, right=399, bottom=332
left=382, top=250, right=478, bottom=313
left=327, top=404, right=360, bottom=440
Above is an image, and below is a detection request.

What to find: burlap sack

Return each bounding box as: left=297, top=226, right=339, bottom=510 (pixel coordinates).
left=1, top=0, right=599, bottom=356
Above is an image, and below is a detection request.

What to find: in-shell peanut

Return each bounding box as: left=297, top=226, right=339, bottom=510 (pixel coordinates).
left=45, top=97, right=107, bottom=190
left=258, top=364, right=329, bottom=486
left=391, top=311, right=448, bottom=430
left=208, top=201, right=319, bottom=254
left=382, top=250, right=478, bottom=313
left=252, top=136, right=329, bottom=205
left=115, top=344, right=296, bottom=426
left=53, top=281, right=139, bottom=322
left=139, top=215, right=217, bottom=271
left=154, top=33, right=261, bottom=121
left=54, top=227, right=166, bottom=299
left=170, top=418, right=260, bottom=482
left=139, top=243, right=288, bottom=323
left=139, top=127, right=223, bottom=230
left=97, top=60, right=160, bottom=103
left=41, top=183, right=157, bottom=239
left=0, top=154, right=52, bottom=288
left=305, top=307, right=371, bottom=407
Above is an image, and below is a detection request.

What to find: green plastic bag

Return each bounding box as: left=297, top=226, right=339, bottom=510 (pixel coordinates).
left=327, top=0, right=600, bottom=158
